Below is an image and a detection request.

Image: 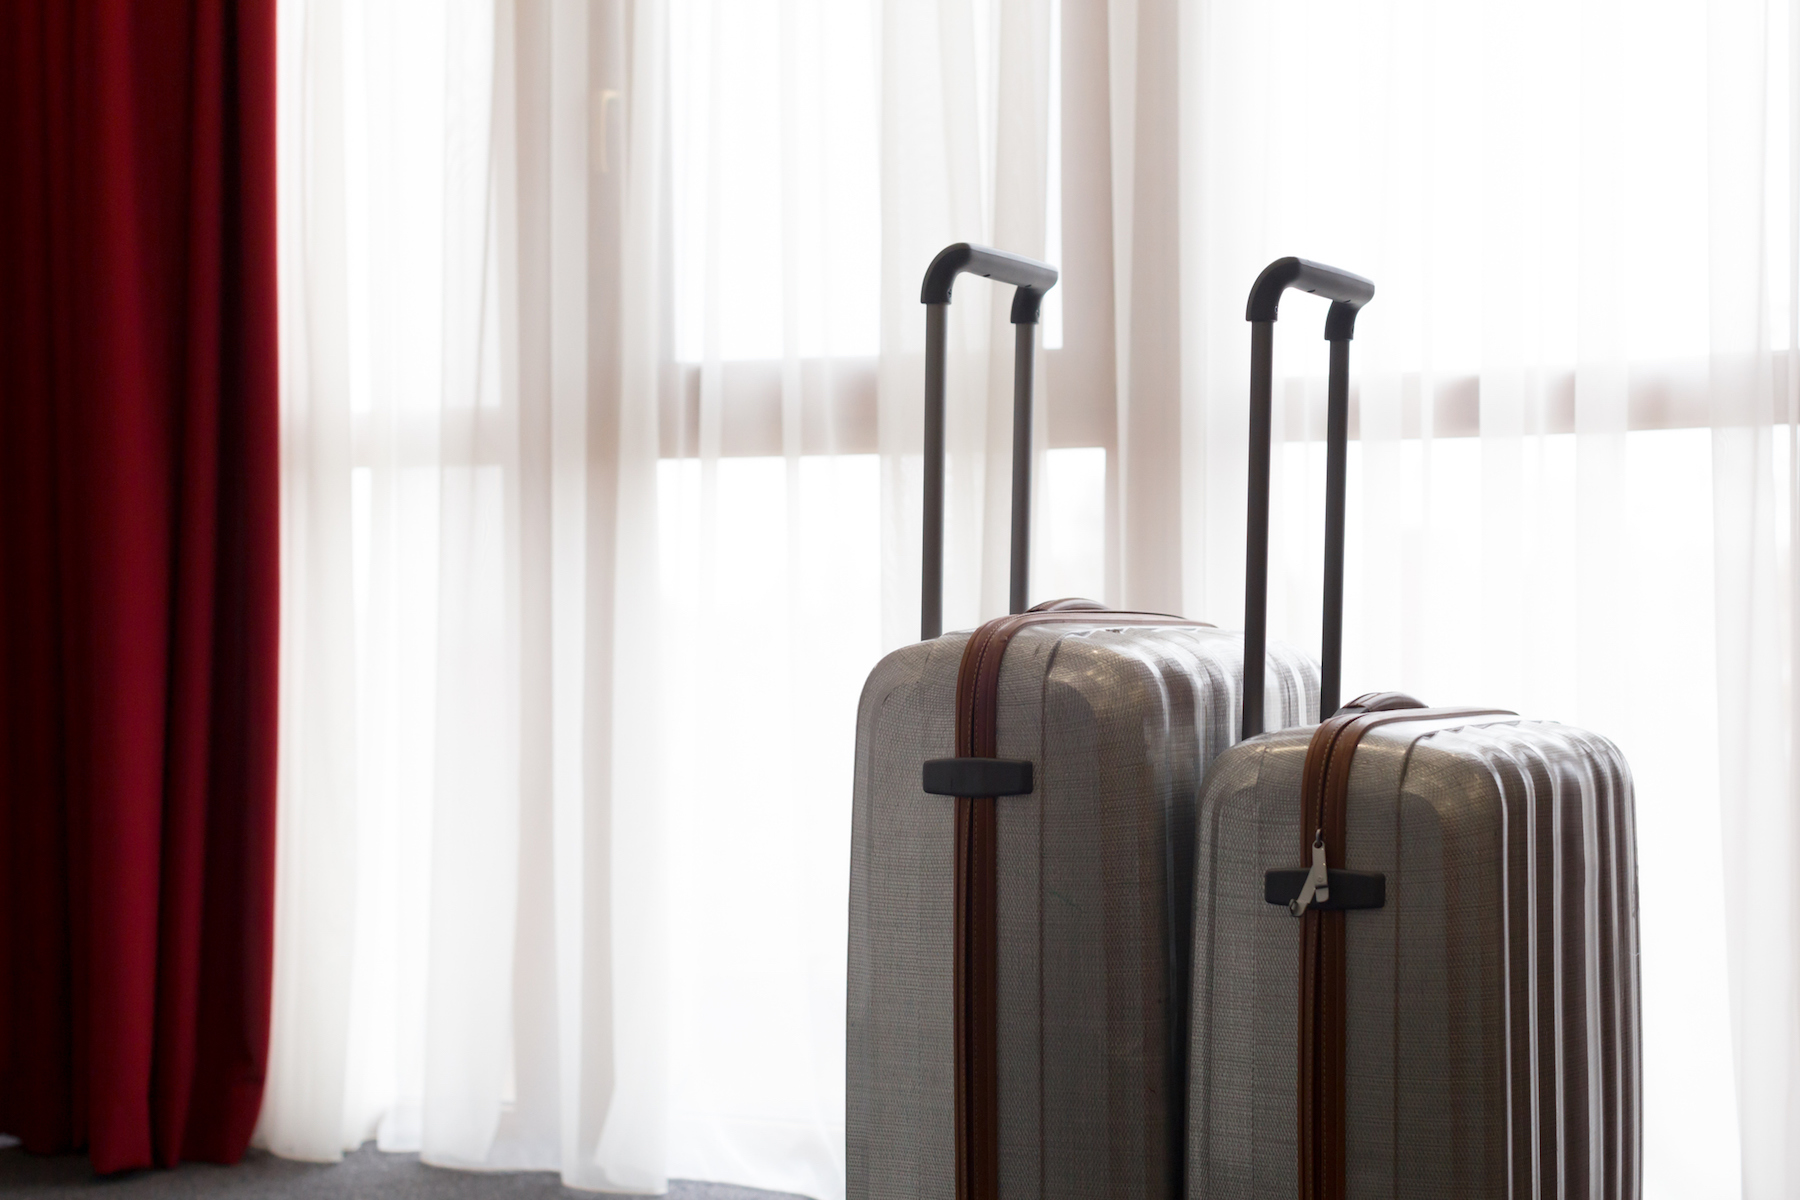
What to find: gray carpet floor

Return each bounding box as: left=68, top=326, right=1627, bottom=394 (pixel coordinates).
left=0, top=1143, right=806, bottom=1200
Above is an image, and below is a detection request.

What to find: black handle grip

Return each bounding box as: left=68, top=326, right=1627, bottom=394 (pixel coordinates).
left=1241, top=258, right=1374, bottom=738
left=920, top=245, right=1060, bottom=641
left=921, top=243, right=1060, bottom=324
left=1245, top=257, right=1375, bottom=340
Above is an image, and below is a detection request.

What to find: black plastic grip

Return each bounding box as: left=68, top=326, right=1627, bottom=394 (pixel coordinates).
left=1245, top=257, right=1375, bottom=339
left=1263, top=868, right=1386, bottom=911
left=920, top=243, right=1060, bottom=324
left=922, top=758, right=1035, bottom=798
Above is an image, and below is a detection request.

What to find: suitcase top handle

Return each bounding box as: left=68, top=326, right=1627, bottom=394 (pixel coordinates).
left=919, top=243, right=1060, bottom=641
left=1244, top=256, right=1375, bottom=335
left=920, top=242, right=1060, bottom=322
left=1241, top=257, right=1375, bottom=739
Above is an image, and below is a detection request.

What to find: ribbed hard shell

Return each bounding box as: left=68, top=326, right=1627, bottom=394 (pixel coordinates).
left=847, top=622, right=1317, bottom=1200
left=1188, top=716, right=1641, bottom=1199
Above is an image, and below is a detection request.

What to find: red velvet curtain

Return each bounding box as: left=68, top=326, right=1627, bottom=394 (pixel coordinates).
left=0, top=0, right=278, bottom=1173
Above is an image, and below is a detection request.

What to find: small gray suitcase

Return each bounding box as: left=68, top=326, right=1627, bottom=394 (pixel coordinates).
left=1186, top=259, right=1642, bottom=1199
left=844, top=245, right=1318, bottom=1200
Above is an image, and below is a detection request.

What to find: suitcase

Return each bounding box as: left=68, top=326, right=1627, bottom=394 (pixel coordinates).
left=1185, top=259, right=1642, bottom=1199
left=845, top=244, right=1318, bottom=1200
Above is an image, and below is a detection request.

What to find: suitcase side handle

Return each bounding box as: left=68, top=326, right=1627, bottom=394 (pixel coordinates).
left=920, top=243, right=1061, bottom=640
left=1241, top=258, right=1375, bottom=738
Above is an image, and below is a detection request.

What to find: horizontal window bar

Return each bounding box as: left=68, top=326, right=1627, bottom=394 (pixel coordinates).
left=336, top=356, right=1747, bottom=469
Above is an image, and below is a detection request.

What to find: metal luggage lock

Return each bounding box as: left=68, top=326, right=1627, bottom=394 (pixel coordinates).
left=1291, top=830, right=1331, bottom=914
left=1263, top=832, right=1386, bottom=915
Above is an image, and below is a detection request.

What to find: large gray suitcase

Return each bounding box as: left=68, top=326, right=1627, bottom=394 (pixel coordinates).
left=845, top=245, right=1317, bottom=1200
left=1186, top=260, right=1642, bottom=1199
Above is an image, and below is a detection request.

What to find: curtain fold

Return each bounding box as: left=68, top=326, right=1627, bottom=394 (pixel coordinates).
left=1106, top=0, right=1187, bottom=614
left=0, top=0, right=280, bottom=1174
left=264, top=0, right=669, bottom=1188
left=1708, top=0, right=1800, bottom=1193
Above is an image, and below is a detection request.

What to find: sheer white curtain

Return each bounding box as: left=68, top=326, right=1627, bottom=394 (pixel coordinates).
left=269, top=0, right=1797, bottom=1195
left=269, top=0, right=671, bottom=1189
left=1709, top=0, right=1800, bottom=1192
left=266, top=0, right=1046, bottom=1195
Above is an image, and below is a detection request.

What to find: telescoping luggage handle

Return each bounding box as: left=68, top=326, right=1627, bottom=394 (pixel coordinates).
left=919, top=243, right=1060, bottom=641
left=1240, top=258, right=1375, bottom=739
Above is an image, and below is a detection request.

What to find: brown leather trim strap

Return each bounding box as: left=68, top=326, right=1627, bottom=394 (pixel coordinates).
left=1296, top=703, right=1514, bottom=1200
left=950, top=608, right=1208, bottom=1200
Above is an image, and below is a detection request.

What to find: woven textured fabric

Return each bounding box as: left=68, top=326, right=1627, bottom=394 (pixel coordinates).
left=847, top=622, right=1316, bottom=1200
left=1188, top=717, right=1640, bottom=1199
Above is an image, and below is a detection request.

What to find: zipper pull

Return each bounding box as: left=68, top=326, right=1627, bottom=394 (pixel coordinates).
left=1289, top=830, right=1330, bottom=917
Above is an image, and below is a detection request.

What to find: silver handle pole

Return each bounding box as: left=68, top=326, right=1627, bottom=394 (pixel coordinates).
left=1008, top=322, right=1034, bottom=615
left=922, top=303, right=948, bottom=641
